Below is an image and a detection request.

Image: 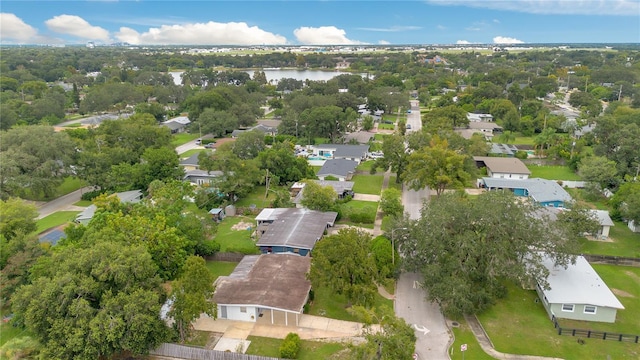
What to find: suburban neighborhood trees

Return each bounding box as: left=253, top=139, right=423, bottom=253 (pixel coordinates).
left=348, top=306, right=416, bottom=360
left=398, top=191, right=579, bottom=317
left=12, top=242, right=168, bottom=360
left=372, top=134, right=408, bottom=183
left=309, top=228, right=379, bottom=306
left=300, top=181, right=338, bottom=212
left=379, top=188, right=403, bottom=217
left=170, top=256, right=216, bottom=343
left=404, top=136, right=470, bottom=196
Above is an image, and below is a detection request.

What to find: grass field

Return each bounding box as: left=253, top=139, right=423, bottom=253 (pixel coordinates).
left=179, top=149, right=208, bottom=159
left=171, top=133, right=199, bottom=146
left=36, top=211, right=80, bottom=233
left=234, top=186, right=279, bottom=208
left=338, top=200, right=378, bottom=227
left=388, top=176, right=403, bottom=190
left=377, top=123, right=395, bottom=130
left=214, top=216, right=260, bottom=254
left=73, top=200, right=93, bottom=207
left=478, top=277, right=640, bottom=360
left=23, top=176, right=88, bottom=201
left=513, top=136, right=536, bottom=145
left=352, top=174, right=384, bottom=195
left=205, top=261, right=238, bottom=282
left=527, top=165, right=582, bottom=180
left=373, top=133, right=389, bottom=141
left=579, top=221, right=640, bottom=258
left=356, top=160, right=375, bottom=172
left=245, top=336, right=348, bottom=359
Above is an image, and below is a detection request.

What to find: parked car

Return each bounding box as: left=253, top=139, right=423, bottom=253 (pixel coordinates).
left=195, top=139, right=202, bottom=145
left=204, top=143, right=215, bottom=149
left=406, top=124, right=412, bottom=129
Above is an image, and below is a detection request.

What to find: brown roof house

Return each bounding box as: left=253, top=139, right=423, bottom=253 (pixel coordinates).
left=474, top=156, right=531, bottom=180
left=214, top=254, right=311, bottom=325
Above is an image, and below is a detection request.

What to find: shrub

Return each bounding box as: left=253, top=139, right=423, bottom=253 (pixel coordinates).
left=279, top=332, right=301, bottom=359
left=80, top=189, right=102, bottom=201
left=347, top=207, right=376, bottom=224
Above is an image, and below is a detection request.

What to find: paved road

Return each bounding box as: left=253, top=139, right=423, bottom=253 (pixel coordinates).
left=402, top=186, right=430, bottom=220
left=37, top=186, right=94, bottom=219
left=406, top=100, right=421, bottom=133
left=396, top=272, right=451, bottom=360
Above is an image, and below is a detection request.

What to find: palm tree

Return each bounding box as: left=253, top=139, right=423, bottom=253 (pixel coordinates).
left=498, top=130, right=516, bottom=144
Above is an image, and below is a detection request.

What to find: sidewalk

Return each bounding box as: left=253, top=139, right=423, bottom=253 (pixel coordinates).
left=464, top=315, right=564, bottom=360
left=372, top=168, right=392, bottom=236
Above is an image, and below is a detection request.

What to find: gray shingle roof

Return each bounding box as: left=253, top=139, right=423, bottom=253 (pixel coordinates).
left=314, top=144, right=370, bottom=158
left=292, top=180, right=355, bottom=204
left=317, top=159, right=358, bottom=178
left=541, top=255, right=624, bottom=309
left=590, top=210, right=615, bottom=227
left=256, top=208, right=337, bottom=250
left=482, top=177, right=572, bottom=204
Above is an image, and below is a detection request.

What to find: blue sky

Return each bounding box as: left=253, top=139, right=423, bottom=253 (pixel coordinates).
left=1, top=1, right=639, bottom=45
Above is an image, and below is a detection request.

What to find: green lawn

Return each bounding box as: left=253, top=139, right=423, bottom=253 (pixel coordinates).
left=527, top=165, right=582, bottom=181
left=579, top=221, right=640, bottom=258
left=378, top=123, right=395, bottom=130
left=171, top=133, right=199, bottom=146
left=449, top=320, right=494, bottom=360
left=36, top=211, right=80, bottom=233
left=245, top=336, right=348, bottom=359
left=184, top=330, right=211, bottom=347
left=514, top=136, right=535, bottom=145
left=214, top=216, right=260, bottom=254
left=307, top=285, right=393, bottom=322
left=337, top=200, right=378, bottom=227
left=205, top=261, right=238, bottom=282
left=356, top=160, right=375, bottom=172
left=387, top=176, right=403, bottom=191
left=0, top=307, right=33, bottom=347
left=352, top=175, right=384, bottom=195
left=234, top=186, right=278, bottom=208
left=57, top=177, right=87, bottom=197
left=478, top=278, right=640, bottom=360
left=373, top=134, right=389, bottom=141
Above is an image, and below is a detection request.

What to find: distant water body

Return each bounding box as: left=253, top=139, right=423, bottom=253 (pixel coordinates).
left=169, top=69, right=369, bottom=86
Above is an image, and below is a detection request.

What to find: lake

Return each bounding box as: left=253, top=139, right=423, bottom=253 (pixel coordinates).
left=169, top=69, right=369, bottom=86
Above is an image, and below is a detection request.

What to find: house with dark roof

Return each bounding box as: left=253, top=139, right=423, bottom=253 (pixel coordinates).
left=536, top=255, right=624, bottom=323
left=481, top=177, right=572, bottom=207
left=179, top=153, right=204, bottom=171
left=214, top=254, right=311, bottom=325
left=255, top=208, right=337, bottom=256
left=317, top=159, right=358, bottom=181
left=344, top=131, right=375, bottom=144
left=311, top=144, right=370, bottom=164
left=489, top=143, right=519, bottom=157
left=474, top=156, right=531, bottom=179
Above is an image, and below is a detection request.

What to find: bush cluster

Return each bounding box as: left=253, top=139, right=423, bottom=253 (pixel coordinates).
left=279, top=332, right=301, bottom=359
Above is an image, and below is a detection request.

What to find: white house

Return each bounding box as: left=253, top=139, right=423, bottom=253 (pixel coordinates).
left=536, top=255, right=624, bottom=323
left=474, top=156, right=531, bottom=180
left=214, top=254, right=311, bottom=325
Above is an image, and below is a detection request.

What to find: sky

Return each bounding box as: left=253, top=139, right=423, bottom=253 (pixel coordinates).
left=1, top=1, right=639, bottom=46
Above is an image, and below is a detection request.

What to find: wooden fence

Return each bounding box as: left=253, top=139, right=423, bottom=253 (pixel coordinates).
left=551, top=316, right=640, bottom=343
left=582, top=254, right=640, bottom=267
left=150, top=343, right=281, bottom=360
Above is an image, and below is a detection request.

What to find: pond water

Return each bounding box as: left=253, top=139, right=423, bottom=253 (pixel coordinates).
left=169, top=69, right=369, bottom=86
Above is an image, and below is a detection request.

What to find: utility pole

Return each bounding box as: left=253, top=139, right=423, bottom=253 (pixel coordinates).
left=618, top=84, right=623, bottom=101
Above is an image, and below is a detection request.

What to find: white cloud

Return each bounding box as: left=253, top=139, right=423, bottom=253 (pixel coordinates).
left=378, top=40, right=391, bottom=45
left=426, top=0, right=639, bottom=16
left=456, top=40, right=472, bottom=44
left=436, top=25, right=447, bottom=30
left=115, top=21, right=287, bottom=45
left=45, top=15, right=110, bottom=42
left=493, top=36, right=524, bottom=44
left=493, top=19, right=500, bottom=23
left=293, top=26, right=365, bottom=45
left=0, top=13, right=40, bottom=43
left=357, top=25, right=422, bottom=32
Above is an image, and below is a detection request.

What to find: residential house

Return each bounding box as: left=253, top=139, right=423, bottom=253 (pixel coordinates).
left=536, top=255, right=624, bottom=323
left=161, top=116, right=191, bottom=134
left=214, top=254, right=311, bottom=325
left=474, top=156, right=531, bottom=179
left=179, top=153, right=202, bottom=171
left=481, top=177, right=572, bottom=207
left=467, top=113, right=494, bottom=122
left=310, top=144, right=370, bottom=164
left=231, top=124, right=277, bottom=138
left=290, top=180, right=355, bottom=208
left=183, top=169, right=223, bottom=186
left=589, top=210, right=615, bottom=240
left=75, top=190, right=143, bottom=225
left=255, top=208, right=338, bottom=256
left=489, top=143, right=519, bottom=157
left=344, top=131, right=375, bottom=144
left=317, top=159, right=358, bottom=181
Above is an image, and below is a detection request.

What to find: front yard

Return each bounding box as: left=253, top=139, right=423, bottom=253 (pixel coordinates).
left=245, top=336, right=348, bottom=360
left=352, top=174, right=384, bottom=195
left=36, top=211, right=80, bottom=233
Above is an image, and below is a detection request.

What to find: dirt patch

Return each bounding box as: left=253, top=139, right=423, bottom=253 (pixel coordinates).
left=611, top=288, right=635, bottom=298
left=624, top=270, right=640, bottom=283
left=231, top=221, right=254, bottom=231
